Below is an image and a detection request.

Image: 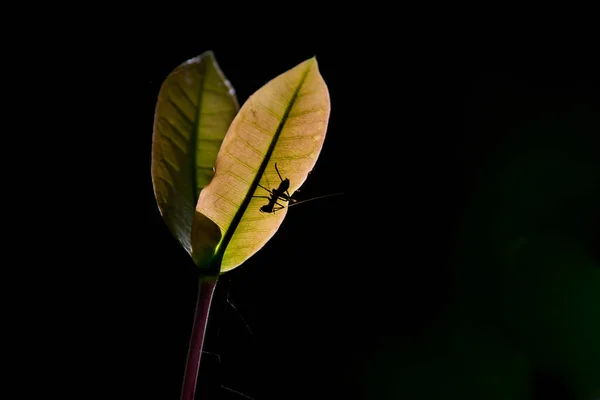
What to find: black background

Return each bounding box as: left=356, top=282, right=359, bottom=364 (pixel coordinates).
left=39, top=26, right=599, bottom=400
left=139, top=43, right=471, bottom=399
left=140, top=44, right=597, bottom=399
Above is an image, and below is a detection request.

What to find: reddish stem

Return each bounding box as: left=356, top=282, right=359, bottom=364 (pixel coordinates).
left=180, top=276, right=218, bottom=400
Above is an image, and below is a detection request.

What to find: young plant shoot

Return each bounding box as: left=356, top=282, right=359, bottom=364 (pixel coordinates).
left=151, top=52, right=331, bottom=400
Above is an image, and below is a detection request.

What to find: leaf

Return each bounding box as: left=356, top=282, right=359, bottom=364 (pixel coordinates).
left=191, top=57, right=331, bottom=273
left=151, top=51, right=239, bottom=255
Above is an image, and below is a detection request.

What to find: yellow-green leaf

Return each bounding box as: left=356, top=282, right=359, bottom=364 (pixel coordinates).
left=191, top=57, right=331, bottom=273
left=151, top=51, right=239, bottom=255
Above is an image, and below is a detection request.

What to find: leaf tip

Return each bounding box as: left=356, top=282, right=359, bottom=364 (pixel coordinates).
left=201, top=50, right=217, bottom=63
left=306, top=55, right=323, bottom=73
left=183, top=50, right=216, bottom=67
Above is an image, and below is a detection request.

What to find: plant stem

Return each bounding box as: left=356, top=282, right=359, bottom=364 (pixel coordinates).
left=180, top=276, right=218, bottom=400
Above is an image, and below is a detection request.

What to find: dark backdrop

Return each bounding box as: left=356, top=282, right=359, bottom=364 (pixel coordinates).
left=70, top=34, right=599, bottom=400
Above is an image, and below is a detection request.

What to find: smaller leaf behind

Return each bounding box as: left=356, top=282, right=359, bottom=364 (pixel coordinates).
left=192, top=57, right=331, bottom=273
left=152, top=51, right=239, bottom=255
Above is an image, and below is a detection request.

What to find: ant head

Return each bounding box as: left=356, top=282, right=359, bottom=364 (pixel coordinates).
left=259, top=205, right=269, bottom=213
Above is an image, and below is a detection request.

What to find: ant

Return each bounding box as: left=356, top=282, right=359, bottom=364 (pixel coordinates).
left=254, top=163, right=342, bottom=213
left=254, top=163, right=297, bottom=213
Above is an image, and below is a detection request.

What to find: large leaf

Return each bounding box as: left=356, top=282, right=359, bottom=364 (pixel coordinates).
left=151, top=51, right=239, bottom=255
left=191, top=57, right=331, bottom=274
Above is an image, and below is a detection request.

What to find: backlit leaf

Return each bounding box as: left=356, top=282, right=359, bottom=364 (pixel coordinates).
left=191, top=57, right=331, bottom=273
left=152, top=51, right=239, bottom=255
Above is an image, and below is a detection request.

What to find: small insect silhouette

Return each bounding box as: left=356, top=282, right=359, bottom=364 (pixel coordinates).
left=254, top=163, right=296, bottom=213
left=254, top=163, right=342, bottom=213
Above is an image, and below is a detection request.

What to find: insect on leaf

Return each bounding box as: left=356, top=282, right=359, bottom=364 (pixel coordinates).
left=151, top=51, right=239, bottom=255
left=191, top=56, right=331, bottom=273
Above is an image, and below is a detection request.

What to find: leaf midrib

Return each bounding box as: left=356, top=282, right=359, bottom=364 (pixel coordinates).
left=212, top=62, right=313, bottom=267
left=191, top=57, right=207, bottom=201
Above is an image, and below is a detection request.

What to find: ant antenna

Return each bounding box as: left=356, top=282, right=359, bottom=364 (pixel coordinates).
left=274, top=162, right=284, bottom=182
left=287, top=192, right=344, bottom=208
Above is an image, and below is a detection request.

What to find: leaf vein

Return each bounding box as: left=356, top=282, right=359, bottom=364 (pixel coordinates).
left=174, top=82, right=197, bottom=108
left=168, top=99, right=194, bottom=128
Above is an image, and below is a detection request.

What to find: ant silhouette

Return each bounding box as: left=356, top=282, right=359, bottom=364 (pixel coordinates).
left=253, top=163, right=342, bottom=213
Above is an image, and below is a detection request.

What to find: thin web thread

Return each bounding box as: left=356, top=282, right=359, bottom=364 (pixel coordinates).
left=204, top=275, right=258, bottom=399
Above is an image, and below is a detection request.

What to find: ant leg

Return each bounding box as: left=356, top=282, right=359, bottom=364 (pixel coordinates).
left=272, top=205, right=285, bottom=212
left=281, top=191, right=296, bottom=205
left=257, top=183, right=273, bottom=194
left=274, top=162, right=284, bottom=182
left=252, top=195, right=272, bottom=200
left=278, top=193, right=289, bottom=202
left=279, top=194, right=296, bottom=204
